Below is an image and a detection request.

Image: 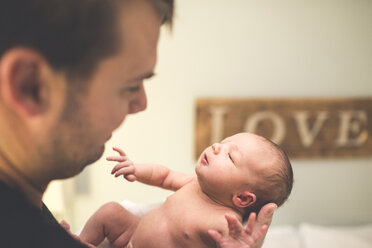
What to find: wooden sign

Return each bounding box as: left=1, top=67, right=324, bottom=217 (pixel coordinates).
left=195, top=98, right=372, bottom=159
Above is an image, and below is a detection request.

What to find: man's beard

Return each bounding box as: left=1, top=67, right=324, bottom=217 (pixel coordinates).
left=43, top=123, right=105, bottom=180
left=40, top=87, right=105, bottom=180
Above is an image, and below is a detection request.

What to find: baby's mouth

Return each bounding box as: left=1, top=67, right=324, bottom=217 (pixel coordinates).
left=201, top=153, right=209, bottom=165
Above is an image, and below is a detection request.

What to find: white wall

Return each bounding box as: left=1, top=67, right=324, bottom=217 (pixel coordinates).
left=47, top=0, right=372, bottom=231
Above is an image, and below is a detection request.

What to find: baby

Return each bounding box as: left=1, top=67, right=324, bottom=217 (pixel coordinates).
left=80, top=132, right=293, bottom=248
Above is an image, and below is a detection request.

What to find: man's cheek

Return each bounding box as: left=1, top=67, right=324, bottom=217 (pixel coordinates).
left=109, top=108, right=129, bottom=131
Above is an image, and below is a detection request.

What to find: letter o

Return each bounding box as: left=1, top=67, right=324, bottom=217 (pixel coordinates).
left=244, top=111, right=286, bottom=144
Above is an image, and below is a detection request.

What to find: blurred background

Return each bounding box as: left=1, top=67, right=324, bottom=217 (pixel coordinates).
left=44, top=0, right=372, bottom=233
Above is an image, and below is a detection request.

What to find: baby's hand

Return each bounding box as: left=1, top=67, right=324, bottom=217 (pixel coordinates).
left=106, top=147, right=137, bottom=182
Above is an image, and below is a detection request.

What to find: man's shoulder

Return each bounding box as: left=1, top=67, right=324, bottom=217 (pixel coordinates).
left=0, top=180, right=88, bottom=248
left=0, top=180, right=34, bottom=214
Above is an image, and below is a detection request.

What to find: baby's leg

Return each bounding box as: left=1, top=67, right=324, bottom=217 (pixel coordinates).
left=80, top=201, right=140, bottom=248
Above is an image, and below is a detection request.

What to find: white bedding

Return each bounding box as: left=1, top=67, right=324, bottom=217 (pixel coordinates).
left=263, top=223, right=372, bottom=248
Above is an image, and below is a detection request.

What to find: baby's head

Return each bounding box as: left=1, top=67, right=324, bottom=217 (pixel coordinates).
left=195, top=132, right=293, bottom=220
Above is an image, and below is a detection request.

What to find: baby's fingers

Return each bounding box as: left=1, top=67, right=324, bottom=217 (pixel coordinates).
left=113, top=147, right=126, bottom=156
left=106, top=155, right=128, bottom=162
left=114, top=166, right=135, bottom=178
left=111, top=161, right=133, bottom=174
left=125, top=174, right=137, bottom=182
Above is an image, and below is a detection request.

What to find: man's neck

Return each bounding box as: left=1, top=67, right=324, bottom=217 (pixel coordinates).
left=0, top=106, right=52, bottom=209
left=0, top=155, right=47, bottom=209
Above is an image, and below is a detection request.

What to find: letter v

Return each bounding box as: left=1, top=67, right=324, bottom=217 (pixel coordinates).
left=293, top=111, right=329, bottom=147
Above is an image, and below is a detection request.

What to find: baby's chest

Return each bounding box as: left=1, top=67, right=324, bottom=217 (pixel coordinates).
left=166, top=212, right=218, bottom=248
left=163, top=193, right=228, bottom=246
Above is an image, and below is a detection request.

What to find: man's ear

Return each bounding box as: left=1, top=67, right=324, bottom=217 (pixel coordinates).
left=0, top=48, right=49, bottom=117
left=232, top=191, right=256, bottom=208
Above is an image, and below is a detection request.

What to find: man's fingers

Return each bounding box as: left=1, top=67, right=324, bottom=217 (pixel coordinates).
left=252, top=224, right=268, bottom=242
left=60, top=220, right=71, bottom=233
left=256, top=203, right=277, bottom=226
left=244, top=212, right=256, bottom=235
left=207, top=229, right=223, bottom=244
left=113, top=147, right=126, bottom=156
left=71, top=234, right=81, bottom=241
left=254, top=204, right=275, bottom=248
left=60, top=221, right=97, bottom=248
left=225, top=215, right=243, bottom=237
left=73, top=234, right=97, bottom=248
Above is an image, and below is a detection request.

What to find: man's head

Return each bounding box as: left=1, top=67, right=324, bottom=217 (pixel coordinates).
left=0, top=0, right=174, bottom=80
left=195, top=133, right=293, bottom=220
left=0, top=0, right=174, bottom=183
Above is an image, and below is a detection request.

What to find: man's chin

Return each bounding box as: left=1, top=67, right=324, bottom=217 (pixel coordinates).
left=85, top=144, right=106, bottom=166
left=69, top=145, right=106, bottom=177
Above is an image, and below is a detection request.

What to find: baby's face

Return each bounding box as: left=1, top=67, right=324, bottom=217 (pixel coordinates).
left=195, top=133, right=275, bottom=199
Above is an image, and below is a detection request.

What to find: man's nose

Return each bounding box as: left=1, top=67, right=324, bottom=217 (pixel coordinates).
left=129, top=84, right=147, bottom=114
left=212, top=143, right=221, bottom=154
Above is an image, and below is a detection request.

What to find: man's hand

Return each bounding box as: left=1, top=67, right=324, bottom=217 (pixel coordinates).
left=60, top=220, right=96, bottom=248
left=107, top=147, right=137, bottom=182
left=208, top=203, right=277, bottom=248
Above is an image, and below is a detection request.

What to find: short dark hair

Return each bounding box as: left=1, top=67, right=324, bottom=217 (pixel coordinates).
left=0, top=0, right=174, bottom=81
left=243, top=138, right=293, bottom=221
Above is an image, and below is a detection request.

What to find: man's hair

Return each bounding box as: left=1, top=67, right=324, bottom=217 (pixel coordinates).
left=243, top=137, right=293, bottom=221
left=0, top=0, right=174, bottom=81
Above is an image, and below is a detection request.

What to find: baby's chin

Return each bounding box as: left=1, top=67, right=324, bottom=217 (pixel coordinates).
left=194, top=163, right=200, bottom=175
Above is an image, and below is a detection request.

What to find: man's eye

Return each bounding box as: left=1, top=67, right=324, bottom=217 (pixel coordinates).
left=128, top=86, right=140, bottom=92
left=121, top=86, right=140, bottom=95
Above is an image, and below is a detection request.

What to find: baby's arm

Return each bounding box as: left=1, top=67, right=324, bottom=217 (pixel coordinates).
left=107, top=147, right=195, bottom=191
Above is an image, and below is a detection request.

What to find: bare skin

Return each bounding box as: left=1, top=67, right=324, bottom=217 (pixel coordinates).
left=81, top=181, right=274, bottom=248
left=81, top=200, right=276, bottom=248
left=81, top=133, right=280, bottom=248
left=208, top=204, right=277, bottom=248
left=129, top=180, right=238, bottom=248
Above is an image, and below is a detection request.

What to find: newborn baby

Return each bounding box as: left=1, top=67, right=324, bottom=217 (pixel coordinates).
left=80, top=132, right=293, bottom=248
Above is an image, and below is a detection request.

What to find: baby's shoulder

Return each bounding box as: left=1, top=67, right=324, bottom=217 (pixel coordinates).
left=193, top=214, right=230, bottom=247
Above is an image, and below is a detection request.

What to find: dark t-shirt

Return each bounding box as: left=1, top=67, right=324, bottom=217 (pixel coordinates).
left=0, top=180, right=88, bottom=248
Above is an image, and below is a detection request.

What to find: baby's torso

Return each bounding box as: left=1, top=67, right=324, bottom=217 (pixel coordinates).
left=129, top=181, right=235, bottom=248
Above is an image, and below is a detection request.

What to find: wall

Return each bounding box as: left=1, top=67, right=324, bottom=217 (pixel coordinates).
left=45, top=0, right=372, bottom=231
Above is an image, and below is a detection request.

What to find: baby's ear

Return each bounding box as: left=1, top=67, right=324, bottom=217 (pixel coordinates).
left=232, top=191, right=256, bottom=208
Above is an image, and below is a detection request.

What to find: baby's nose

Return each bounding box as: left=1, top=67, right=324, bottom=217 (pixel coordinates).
left=212, top=143, right=221, bottom=154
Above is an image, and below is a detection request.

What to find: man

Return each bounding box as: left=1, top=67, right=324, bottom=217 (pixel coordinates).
left=0, top=0, right=275, bottom=247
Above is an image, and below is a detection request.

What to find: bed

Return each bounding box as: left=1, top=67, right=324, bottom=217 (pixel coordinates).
left=264, top=223, right=372, bottom=248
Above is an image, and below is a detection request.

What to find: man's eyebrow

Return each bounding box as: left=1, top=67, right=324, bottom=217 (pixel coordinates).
left=129, top=72, right=156, bottom=83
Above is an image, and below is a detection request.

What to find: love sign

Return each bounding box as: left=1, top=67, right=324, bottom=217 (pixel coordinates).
left=195, top=98, right=372, bottom=159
